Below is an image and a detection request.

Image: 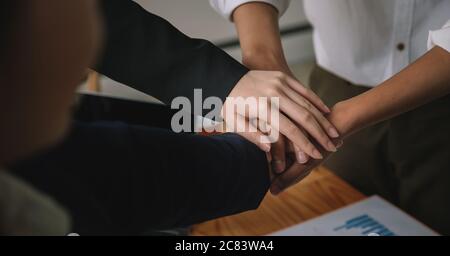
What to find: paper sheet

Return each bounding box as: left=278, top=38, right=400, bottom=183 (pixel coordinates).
left=270, top=196, right=438, bottom=236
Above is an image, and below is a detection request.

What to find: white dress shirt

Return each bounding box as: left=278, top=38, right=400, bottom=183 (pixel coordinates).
left=210, top=0, right=450, bottom=87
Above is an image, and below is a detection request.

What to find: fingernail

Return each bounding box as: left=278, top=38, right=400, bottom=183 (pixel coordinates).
left=262, top=143, right=271, bottom=152
left=297, top=152, right=308, bottom=164
left=327, top=141, right=337, bottom=152
left=328, top=127, right=340, bottom=138
left=271, top=185, right=282, bottom=195
left=324, top=105, right=331, bottom=113
left=336, top=140, right=343, bottom=148
left=272, top=160, right=285, bottom=173
left=313, top=149, right=323, bottom=159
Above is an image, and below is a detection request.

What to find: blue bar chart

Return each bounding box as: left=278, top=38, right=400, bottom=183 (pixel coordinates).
left=272, top=196, right=438, bottom=236
left=334, top=214, right=395, bottom=236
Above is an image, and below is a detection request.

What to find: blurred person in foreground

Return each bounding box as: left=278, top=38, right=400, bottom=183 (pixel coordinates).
left=0, top=0, right=325, bottom=235
left=0, top=0, right=100, bottom=235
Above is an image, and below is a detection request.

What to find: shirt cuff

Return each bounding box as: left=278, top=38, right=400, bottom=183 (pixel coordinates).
left=427, top=19, right=450, bottom=53
left=209, top=0, right=290, bottom=21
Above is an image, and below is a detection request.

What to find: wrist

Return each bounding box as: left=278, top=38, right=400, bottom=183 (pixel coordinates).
left=242, top=49, right=290, bottom=73
left=328, top=100, right=360, bottom=138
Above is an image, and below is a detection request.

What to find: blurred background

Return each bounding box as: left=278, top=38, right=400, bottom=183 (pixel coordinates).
left=80, top=0, right=315, bottom=103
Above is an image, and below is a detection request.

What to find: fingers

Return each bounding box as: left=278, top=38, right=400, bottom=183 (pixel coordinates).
left=284, top=75, right=330, bottom=113
left=240, top=129, right=271, bottom=153
left=285, top=135, right=309, bottom=163
left=270, top=163, right=315, bottom=195
left=291, top=141, right=309, bottom=164
left=273, top=113, right=323, bottom=159
left=277, top=93, right=337, bottom=153
left=229, top=114, right=271, bottom=153
left=250, top=96, right=320, bottom=159
left=271, top=135, right=286, bottom=174
left=223, top=70, right=340, bottom=160
left=282, top=85, right=340, bottom=140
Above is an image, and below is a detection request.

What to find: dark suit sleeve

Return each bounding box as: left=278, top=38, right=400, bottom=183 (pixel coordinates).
left=12, top=122, right=270, bottom=235
left=94, top=0, right=248, bottom=105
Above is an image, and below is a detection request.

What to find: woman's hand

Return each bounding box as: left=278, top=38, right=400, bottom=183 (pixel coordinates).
left=269, top=101, right=350, bottom=194
left=222, top=70, right=340, bottom=163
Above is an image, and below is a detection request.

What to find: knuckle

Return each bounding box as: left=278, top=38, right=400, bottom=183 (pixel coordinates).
left=274, top=71, right=285, bottom=78
left=273, top=72, right=287, bottom=83
left=286, top=122, right=298, bottom=134
left=304, top=87, right=313, bottom=95
left=320, top=134, right=330, bottom=144
left=302, top=112, right=314, bottom=123
left=267, top=86, right=281, bottom=96
left=303, top=101, right=313, bottom=110
left=307, top=142, right=316, bottom=153
left=271, top=77, right=283, bottom=88
left=303, top=87, right=314, bottom=95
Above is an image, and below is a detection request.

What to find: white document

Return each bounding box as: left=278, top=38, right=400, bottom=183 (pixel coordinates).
left=270, top=196, right=438, bottom=236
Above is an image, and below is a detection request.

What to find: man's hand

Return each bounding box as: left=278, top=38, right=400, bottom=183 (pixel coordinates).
left=266, top=138, right=323, bottom=195
left=270, top=155, right=322, bottom=195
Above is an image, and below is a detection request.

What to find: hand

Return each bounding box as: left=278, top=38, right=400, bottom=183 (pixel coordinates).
left=270, top=102, right=350, bottom=194
left=265, top=139, right=318, bottom=194
left=240, top=53, right=331, bottom=173
left=270, top=155, right=323, bottom=195
left=223, top=70, right=340, bottom=166
left=265, top=145, right=299, bottom=183
left=229, top=1, right=333, bottom=172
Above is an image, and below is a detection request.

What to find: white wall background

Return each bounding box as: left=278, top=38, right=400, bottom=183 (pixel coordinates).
left=137, top=0, right=313, bottom=63
left=80, top=0, right=315, bottom=103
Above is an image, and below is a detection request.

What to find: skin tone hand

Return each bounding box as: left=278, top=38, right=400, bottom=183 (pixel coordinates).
left=229, top=2, right=340, bottom=173
left=229, top=2, right=450, bottom=194
left=270, top=107, right=345, bottom=195
left=271, top=46, right=450, bottom=194
left=224, top=70, right=339, bottom=162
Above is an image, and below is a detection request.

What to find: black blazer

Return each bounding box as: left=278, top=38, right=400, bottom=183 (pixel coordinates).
left=95, top=0, right=248, bottom=105
left=11, top=1, right=270, bottom=235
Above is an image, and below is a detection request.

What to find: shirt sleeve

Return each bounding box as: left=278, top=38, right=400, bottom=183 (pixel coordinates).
left=427, top=19, right=450, bottom=53
left=209, top=0, right=290, bottom=21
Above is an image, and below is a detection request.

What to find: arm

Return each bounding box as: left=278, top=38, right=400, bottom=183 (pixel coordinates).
left=97, top=0, right=338, bottom=167
left=332, top=46, right=450, bottom=138
left=271, top=46, right=450, bottom=194
left=94, top=0, right=247, bottom=105
left=233, top=2, right=292, bottom=75
left=12, top=122, right=270, bottom=234
left=214, top=1, right=340, bottom=167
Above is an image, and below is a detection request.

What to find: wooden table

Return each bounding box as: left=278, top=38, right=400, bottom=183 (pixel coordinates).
left=190, top=166, right=366, bottom=236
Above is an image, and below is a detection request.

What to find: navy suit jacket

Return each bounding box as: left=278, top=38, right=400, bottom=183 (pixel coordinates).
left=11, top=0, right=270, bottom=235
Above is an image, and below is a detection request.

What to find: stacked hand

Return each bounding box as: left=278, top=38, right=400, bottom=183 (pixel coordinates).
left=222, top=62, right=344, bottom=195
